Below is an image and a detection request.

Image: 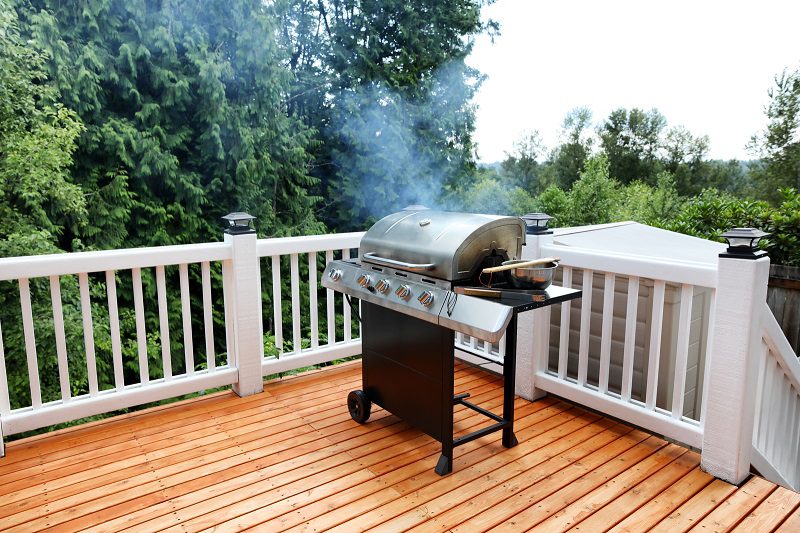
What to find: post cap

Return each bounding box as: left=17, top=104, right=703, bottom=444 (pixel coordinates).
left=719, top=227, right=769, bottom=260
left=520, top=213, right=553, bottom=235
left=222, top=212, right=256, bottom=235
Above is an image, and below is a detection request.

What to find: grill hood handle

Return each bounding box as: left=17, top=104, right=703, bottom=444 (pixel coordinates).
left=362, top=252, right=436, bottom=271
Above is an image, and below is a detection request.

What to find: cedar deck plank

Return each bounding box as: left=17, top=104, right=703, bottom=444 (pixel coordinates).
left=650, top=478, right=739, bottom=532
left=57, top=377, right=517, bottom=532
left=2, top=360, right=798, bottom=533
left=777, top=507, right=800, bottom=531
left=481, top=438, right=673, bottom=532
left=319, top=411, right=606, bottom=533
left=732, top=486, right=800, bottom=532
left=387, top=422, right=634, bottom=533
left=144, top=398, right=531, bottom=533
left=568, top=450, right=701, bottom=531
left=526, top=444, right=690, bottom=532
left=688, top=475, right=777, bottom=532
left=417, top=427, right=645, bottom=533
left=349, top=417, right=618, bottom=533
left=217, top=402, right=575, bottom=533
left=607, top=466, right=715, bottom=532
left=163, top=398, right=560, bottom=533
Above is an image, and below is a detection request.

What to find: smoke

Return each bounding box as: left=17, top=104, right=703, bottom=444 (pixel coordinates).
left=328, top=61, right=479, bottom=224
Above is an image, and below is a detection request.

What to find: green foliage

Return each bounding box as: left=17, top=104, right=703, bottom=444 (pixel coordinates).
left=276, top=0, right=489, bottom=229
left=0, top=0, right=85, bottom=253
left=24, top=0, right=322, bottom=247
left=599, top=107, right=666, bottom=186
left=561, top=154, right=619, bottom=226
left=748, top=66, right=800, bottom=202
left=664, top=187, right=800, bottom=266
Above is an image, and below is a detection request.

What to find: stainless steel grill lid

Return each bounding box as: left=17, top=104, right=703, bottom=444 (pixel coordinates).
left=359, top=207, right=526, bottom=281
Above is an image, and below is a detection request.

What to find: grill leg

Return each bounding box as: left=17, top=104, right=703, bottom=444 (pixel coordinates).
left=502, top=315, right=519, bottom=448
left=435, top=453, right=452, bottom=475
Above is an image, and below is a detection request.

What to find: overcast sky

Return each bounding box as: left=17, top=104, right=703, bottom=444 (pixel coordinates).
left=467, top=0, right=800, bottom=163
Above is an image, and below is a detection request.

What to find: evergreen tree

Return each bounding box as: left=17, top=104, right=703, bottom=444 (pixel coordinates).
left=0, top=0, right=85, bottom=256
left=23, top=0, right=321, bottom=249
left=277, top=0, right=491, bottom=229
left=599, top=107, right=666, bottom=185
left=749, top=66, right=800, bottom=203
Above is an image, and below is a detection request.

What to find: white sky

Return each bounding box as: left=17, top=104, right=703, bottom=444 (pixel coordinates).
left=467, top=0, right=800, bottom=162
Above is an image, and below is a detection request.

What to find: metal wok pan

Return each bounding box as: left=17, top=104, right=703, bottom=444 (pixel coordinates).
left=481, top=256, right=561, bottom=290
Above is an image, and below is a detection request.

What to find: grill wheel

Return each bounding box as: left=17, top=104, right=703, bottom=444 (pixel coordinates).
left=347, top=390, right=371, bottom=423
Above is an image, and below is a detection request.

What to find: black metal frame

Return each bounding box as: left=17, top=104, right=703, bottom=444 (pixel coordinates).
left=357, top=285, right=581, bottom=476
left=359, top=304, right=521, bottom=476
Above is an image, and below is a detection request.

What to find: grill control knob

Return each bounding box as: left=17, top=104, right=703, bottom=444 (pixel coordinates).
left=356, top=273, right=371, bottom=288
left=418, top=291, right=435, bottom=307
left=395, top=285, right=411, bottom=300
left=328, top=269, right=343, bottom=282
left=375, top=279, right=391, bottom=294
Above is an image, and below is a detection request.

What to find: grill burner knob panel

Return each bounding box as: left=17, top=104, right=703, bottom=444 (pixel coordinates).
left=395, top=285, right=411, bottom=300
left=375, top=279, right=391, bottom=294
left=357, top=273, right=372, bottom=288
left=418, top=291, right=435, bottom=307
left=328, top=269, right=343, bottom=282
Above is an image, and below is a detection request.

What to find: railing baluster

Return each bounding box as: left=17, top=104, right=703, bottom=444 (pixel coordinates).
left=577, top=269, right=593, bottom=386
left=598, top=272, right=615, bottom=393
left=49, top=276, right=71, bottom=401
left=784, top=390, right=798, bottom=474
left=0, top=318, right=10, bottom=415
left=179, top=263, right=194, bottom=375
left=79, top=272, right=99, bottom=395
left=271, top=255, right=283, bottom=354
left=131, top=268, right=149, bottom=384
left=645, top=279, right=666, bottom=410
left=342, top=248, right=351, bottom=342
left=325, top=250, right=335, bottom=345
left=621, top=276, right=640, bottom=402
left=105, top=270, right=125, bottom=390
left=558, top=266, right=572, bottom=379
left=156, top=265, right=172, bottom=380
left=671, top=284, right=694, bottom=418
left=290, top=253, right=301, bottom=354
left=222, top=260, right=234, bottom=367
left=201, top=261, right=215, bottom=370
left=309, top=252, right=319, bottom=349
left=19, top=278, right=42, bottom=408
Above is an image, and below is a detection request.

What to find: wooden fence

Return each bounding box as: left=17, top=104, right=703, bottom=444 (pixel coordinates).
left=768, top=265, right=800, bottom=357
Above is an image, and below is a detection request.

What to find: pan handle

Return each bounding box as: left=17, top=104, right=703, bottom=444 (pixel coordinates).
left=362, top=252, right=436, bottom=271
left=481, top=256, right=560, bottom=274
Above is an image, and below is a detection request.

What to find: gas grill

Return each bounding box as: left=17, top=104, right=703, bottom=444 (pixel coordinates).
left=321, top=207, right=581, bottom=475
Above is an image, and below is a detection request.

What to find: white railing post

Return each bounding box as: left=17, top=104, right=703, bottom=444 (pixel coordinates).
left=701, top=232, right=770, bottom=485
left=515, top=214, right=554, bottom=401
left=222, top=213, right=264, bottom=397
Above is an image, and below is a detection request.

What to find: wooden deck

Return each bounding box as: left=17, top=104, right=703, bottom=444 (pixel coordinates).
left=1, top=360, right=799, bottom=532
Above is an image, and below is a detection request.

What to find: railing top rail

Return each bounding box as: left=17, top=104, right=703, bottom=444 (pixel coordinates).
left=0, top=242, right=231, bottom=281
left=541, top=242, right=718, bottom=288
left=762, top=301, right=800, bottom=392
left=256, top=232, right=364, bottom=257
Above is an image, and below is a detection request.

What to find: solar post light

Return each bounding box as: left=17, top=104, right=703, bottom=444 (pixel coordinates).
left=221, top=212, right=256, bottom=235
left=520, top=213, right=553, bottom=235
left=719, top=227, right=769, bottom=259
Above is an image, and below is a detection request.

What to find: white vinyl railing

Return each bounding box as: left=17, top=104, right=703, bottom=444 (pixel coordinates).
left=256, top=233, right=364, bottom=374
left=527, top=241, right=716, bottom=449
left=0, top=243, right=237, bottom=438
left=1, top=223, right=798, bottom=493
left=752, top=301, right=800, bottom=490
left=0, top=232, right=366, bottom=451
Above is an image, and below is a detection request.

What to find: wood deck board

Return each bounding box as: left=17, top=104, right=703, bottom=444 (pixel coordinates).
left=1, top=359, right=796, bottom=532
